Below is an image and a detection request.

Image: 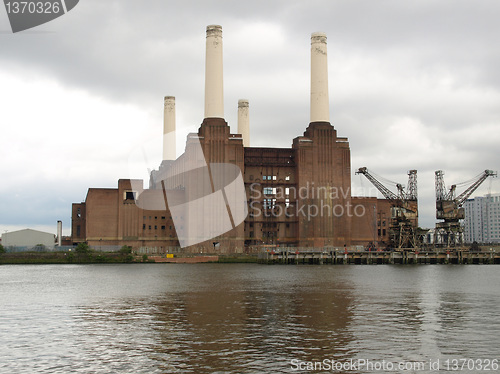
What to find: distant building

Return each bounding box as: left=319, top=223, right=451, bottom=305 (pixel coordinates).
left=463, top=193, right=500, bottom=243
left=1, top=229, right=56, bottom=251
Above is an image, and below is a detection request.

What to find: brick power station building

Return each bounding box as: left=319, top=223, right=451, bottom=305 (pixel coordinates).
left=72, top=26, right=392, bottom=253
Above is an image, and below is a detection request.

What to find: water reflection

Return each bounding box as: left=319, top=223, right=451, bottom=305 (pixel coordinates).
left=71, top=266, right=355, bottom=373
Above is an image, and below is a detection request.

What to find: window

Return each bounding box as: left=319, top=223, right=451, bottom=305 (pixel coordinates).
left=124, top=191, right=136, bottom=201
left=285, top=176, right=290, bottom=181
left=263, top=187, right=276, bottom=195
left=263, top=175, right=277, bottom=181
left=76, top=225, right=81, bottom=237
left=263, top=198, right=276, bottom=209
left=149, top=225, right=152, bottom=230
left=154, top=225, right=157, bottom=230
left=143, top=224, right=146, bottom=229
left=77, top=208, right=81, bottom=218
left=161, top=226, right=166, bottom=230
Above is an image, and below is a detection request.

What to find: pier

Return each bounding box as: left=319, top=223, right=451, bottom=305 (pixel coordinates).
left=257, top=249, right=500, bottom=265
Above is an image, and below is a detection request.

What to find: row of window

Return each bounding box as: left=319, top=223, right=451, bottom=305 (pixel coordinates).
left=143, top=216, right=171, bottom=220
left=248, top=222, right=291, bottom=229
left=143, top=224, right=173, bottom=230
left=261, top=175, right=291, bottom=181
left=263, top=187, right=291, bottom=195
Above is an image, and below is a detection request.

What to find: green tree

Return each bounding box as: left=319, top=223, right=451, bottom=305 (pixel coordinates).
left=75, top=242, right=91, bottom=254
left=0, top=244, right=5, bottom=254
left=119, top=245, right=132, bottom=254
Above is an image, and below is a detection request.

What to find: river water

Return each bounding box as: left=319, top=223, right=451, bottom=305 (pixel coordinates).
left=0, top=264, right=499, bottom=373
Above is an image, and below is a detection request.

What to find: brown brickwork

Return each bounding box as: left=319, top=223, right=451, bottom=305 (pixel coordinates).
left=72, top=120, right=388, bottom=253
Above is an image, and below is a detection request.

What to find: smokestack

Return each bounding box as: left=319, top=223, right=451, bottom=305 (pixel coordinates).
left=237, top=99, right=250, bottom=147
left=204, top=25, right=224, bottom=119
left=310, top=32, right=330, bottom=123
left=163, top=96, right=176, bottom=160
left=57, top=220, right=62, bottom=246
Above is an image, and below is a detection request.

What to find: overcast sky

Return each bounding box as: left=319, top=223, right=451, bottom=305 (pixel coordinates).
left=1, top=0, right=499, bottom=236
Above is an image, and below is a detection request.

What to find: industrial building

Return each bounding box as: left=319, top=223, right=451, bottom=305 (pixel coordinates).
left=1, top=229, right=56, bottom=251
left=71, top=25, right=393, bottom=253
left=463, top=193, right=500, bottom=243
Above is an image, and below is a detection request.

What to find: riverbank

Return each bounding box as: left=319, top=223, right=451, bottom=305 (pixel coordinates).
left=0, top=251, right=259, bottom=265
left=2, top=250, right=499, bottom=265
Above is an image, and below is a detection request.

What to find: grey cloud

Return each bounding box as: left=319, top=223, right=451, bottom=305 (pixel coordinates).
left=1, top=0, right=499, bottom=230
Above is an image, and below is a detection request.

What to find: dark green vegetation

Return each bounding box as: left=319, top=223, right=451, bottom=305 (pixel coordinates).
left=0, top=244, right=140, bottom=265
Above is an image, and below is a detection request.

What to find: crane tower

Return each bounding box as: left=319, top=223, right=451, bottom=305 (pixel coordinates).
left=356, top=167, right=419, bottom=249
left=435, top=169, right=497, bottom=247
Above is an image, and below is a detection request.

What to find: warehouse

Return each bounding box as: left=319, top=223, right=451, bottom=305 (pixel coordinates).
left=2, top=229, right=56, bottom=251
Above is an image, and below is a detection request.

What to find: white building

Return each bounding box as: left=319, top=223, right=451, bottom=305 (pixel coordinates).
left=1, top=229, right=56, bottom=250
left=463, top=193, right=500, bottom=243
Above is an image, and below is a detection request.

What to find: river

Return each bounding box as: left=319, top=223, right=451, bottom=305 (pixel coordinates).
left=1, top=264, right=499, bottom=373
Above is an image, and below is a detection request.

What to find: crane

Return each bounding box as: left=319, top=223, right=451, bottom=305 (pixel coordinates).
left=435, top=169, right=497, bottom=247
left=356, top=167, right=419, bottom=249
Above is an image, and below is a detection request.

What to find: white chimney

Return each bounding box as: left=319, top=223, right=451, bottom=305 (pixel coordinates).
left=163, top=96, right=176, bottom=160
left=310, top=32, right=330, bottom=123
left=204, top=25, right=224, bottom=119
left=57, top=220, right=62, bottom=246
left=237, top=99, right=250, bottom=147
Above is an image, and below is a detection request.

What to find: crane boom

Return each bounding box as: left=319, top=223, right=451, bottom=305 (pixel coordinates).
left=456, top=170, right=497, bottom=205
left=356, top=167, right=399, bottom=202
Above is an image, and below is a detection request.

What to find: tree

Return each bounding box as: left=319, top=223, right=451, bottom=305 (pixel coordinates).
left=75, top=242, right=91, bottom=254
left=119, top=245, right=132, bottom=254
left=0, top=244, right=5, bottom=254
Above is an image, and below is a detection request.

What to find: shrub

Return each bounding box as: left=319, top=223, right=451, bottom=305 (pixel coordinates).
left=119, top=245, right=133, bottom=254
left=75, top=242, right=91, bottom=254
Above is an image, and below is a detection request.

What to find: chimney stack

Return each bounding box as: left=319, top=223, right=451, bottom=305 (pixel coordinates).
left=204, top=25, right=224, bottom=119
left=237, top=99, right=250, bottom=147
left=57, top=220, right=62, bottom=246
left=310, top=32, right=330, bottom=123
left=163, top=96, right=176, bottom=160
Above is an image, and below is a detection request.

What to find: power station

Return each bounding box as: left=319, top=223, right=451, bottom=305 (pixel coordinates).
left=71, top=25, right=493, bottom=253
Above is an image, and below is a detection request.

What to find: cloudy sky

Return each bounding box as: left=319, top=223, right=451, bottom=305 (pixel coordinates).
left=1, top=0, right=499, bottom=236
